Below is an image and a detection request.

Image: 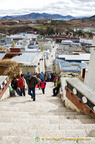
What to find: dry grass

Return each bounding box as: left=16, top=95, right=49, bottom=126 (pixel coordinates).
left=0, top=59, right=22, bottom=79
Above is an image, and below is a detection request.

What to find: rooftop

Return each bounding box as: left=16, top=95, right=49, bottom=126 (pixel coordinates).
left=57, top=53, right=90, bottom=61
left=55, top=58, right=88, bottom=72
left=12, top=51, right=43, bottom=66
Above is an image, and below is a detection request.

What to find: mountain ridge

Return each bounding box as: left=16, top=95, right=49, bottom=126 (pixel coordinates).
left=1, top=12, right=75, bottom=20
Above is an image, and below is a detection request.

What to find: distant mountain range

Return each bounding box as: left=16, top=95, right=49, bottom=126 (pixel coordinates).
left=1, top=13, right=75, bottom=20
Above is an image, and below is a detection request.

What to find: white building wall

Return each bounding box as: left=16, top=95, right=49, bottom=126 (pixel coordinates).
left=39, top=57, right=45, bottom=73
left=5, top=37, right=13, bottom=44
left=35, top=66, right=39, bottom=73
left=84, top=34, right=95, bottom=91
left=44, top=43, right=52, bottom=51
left=22, top=40, right=30, bottom=45
left=22, top=61, right=45, bottom=74
left=22, top=66, right=36, bottom=74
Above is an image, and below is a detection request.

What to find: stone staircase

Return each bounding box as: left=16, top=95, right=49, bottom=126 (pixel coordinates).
left=0, top=82, right=95, bottom=144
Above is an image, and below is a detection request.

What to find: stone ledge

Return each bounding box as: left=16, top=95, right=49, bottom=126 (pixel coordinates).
left=66, top=78, right=95, bottom=105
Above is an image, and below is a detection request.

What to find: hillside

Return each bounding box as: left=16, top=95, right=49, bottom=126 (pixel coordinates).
left=0, top=15, right=95, bottom=36
left=66, top=17, right=95, bottom=27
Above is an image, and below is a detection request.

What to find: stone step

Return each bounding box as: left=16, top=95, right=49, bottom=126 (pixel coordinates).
left=49, top=118, right=95, bottom=124
left=0, top=106, right=91, bottom=118
left=0, top=117, right=95, bottom=128
left=0, top=128, right=89, bottom=137
left=0, top=116, right=94, bottom=124
left=0, top=114, right=91, bottom=121
left=0, top=118, right=49, bottom=124
left=0, top=136, right=94, bottom=144
left=0, top=110, right=87, bottom=116
left=0, top=108, right=81, bottom=113
left=0, top=123, right=95, bottom=131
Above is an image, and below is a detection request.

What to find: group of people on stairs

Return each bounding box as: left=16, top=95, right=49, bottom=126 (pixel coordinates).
left=10, top=72, right=61, bottom=101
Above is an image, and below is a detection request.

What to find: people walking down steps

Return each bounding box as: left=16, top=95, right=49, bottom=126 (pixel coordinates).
left=25, top=73, right=39, bottom=101
left=9, top=72, right=60, bottom=99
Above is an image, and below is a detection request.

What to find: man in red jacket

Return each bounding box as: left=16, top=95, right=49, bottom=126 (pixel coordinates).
left=18, top=74, right=25, bottom=96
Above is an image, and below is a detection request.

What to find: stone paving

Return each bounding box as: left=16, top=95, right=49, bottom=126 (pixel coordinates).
left=0, top=82, right=95, bottom=144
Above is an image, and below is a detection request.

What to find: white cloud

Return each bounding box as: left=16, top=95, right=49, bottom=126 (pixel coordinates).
left=0, top=0, right=95, bottom=17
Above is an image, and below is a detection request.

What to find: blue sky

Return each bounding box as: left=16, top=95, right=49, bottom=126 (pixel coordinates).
left=0, top=0, right=95, bottom=17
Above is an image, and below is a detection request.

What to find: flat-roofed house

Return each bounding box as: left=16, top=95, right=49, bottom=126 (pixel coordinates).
left=54, top=53, right=90, bottom=73
left=12, top=51, right=45, bottom=74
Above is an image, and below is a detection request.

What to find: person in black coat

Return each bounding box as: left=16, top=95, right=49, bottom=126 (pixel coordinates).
left=25, top=73, right=39, bottom=101
left=11, top=77, right=20, bottom=96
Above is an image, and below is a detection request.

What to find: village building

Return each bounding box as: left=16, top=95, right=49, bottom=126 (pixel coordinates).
left=12, top=51, right=45, bottom=74
left=80, top=38, right=92, bottom=53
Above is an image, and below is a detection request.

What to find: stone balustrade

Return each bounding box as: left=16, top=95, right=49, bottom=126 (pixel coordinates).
left=0, top=76, right=10, bottom=100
